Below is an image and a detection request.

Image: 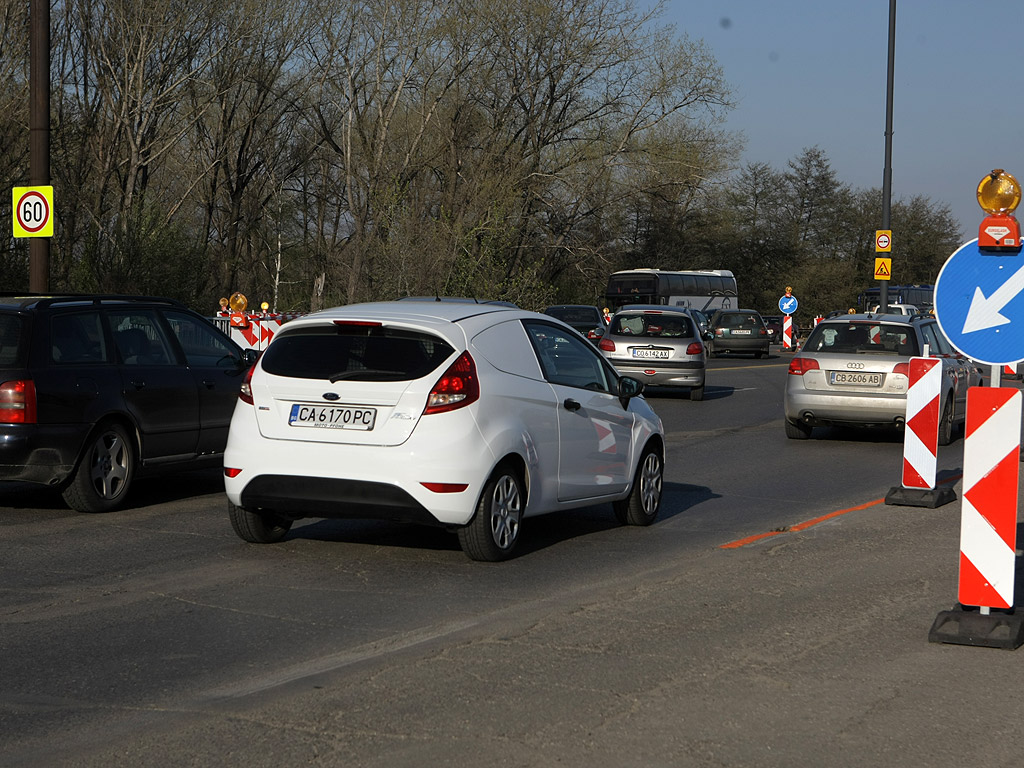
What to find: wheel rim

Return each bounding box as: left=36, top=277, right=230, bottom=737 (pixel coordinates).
left=639, top=452, right=662, bottom=516
left=89, top=431, right=130, bottom=500
left=489, top=474, right=522, bottom=550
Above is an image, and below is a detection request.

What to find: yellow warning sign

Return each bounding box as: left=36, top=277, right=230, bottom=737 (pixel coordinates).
left=874, top=257, right=892, bottom=281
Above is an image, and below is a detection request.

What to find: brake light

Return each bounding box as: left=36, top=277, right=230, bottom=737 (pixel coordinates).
left=686, top=342, right=704, bottom=355
left=0, top=380, right=37, bottom=424
left=239, top=362, right=257, bottom=404
left=424, top=351, right=479, bottom=414
left=788, top=357, right=820, bottom=375
left=333, top=320, right=382, bottom=328
left=893, top=362, right=910, bottom=376
left=599, top=338, right=616, bottom=352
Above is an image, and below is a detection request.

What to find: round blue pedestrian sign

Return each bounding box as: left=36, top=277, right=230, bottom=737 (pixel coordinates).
left=778, top=294, right=798, bottom=315
left=934, top=238, right=1024, bottom=365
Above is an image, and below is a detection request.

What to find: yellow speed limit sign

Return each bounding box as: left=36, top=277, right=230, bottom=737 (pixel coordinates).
left=12, top=186, right=54, bottom=238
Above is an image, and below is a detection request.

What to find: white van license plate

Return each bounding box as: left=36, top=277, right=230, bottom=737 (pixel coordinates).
left=288, top=404, right=377, bottom=430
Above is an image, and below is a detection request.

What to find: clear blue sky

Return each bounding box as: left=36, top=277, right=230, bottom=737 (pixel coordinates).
left=658, top=0, right=1024, bottom=242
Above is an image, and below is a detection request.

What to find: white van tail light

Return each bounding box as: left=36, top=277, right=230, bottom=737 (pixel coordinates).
left=424, top=351, right=479, bottom=414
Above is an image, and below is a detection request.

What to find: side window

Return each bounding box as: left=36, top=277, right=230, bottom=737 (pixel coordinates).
left=921, top=323, right=951, bottom=356
left=164, top=311, right=240, bottom=367
left=108, top=310, right=174, bottom=366
left=50, top=312, right=107, bottom=364
left=523, top=321, right=614, bottom=392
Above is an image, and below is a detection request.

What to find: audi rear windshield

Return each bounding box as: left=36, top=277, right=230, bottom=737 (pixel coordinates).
left=260, top=325, right=454, bottom=381
left=803, top=322, right=920, bottom=356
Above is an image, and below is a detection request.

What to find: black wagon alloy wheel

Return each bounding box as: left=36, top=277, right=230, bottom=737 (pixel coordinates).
left=614, top=444, right=663, bottom=526
left=458, top=465, right=524, bottom=562
left=61, top=423, right=134, bottom=512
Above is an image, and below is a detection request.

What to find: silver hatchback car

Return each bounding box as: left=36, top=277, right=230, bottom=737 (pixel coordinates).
left=783, top=313, right=982, bottom=441
left=598, top=305, right=707, bottom=400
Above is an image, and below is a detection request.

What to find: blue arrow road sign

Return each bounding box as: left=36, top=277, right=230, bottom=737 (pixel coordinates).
left=778, top=295, right=798, bottom=315
left=934, top=238, right=1024, bottom=365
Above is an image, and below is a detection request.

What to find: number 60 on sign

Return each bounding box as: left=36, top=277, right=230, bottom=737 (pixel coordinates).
left=12, top=186, right=54, bottom=238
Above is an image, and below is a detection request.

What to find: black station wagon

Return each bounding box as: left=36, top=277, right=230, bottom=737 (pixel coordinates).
left=0, top=294, right=255, bottom=512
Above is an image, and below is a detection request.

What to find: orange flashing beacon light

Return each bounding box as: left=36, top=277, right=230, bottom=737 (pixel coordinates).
left=977, top=169, right=1022, bottom=251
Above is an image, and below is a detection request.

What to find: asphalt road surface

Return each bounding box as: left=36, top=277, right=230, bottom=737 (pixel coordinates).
left=3, top=350, right=1023, bottom=767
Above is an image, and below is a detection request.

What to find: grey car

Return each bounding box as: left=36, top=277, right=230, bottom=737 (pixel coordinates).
left=709, top=309, right=771, bottom=358
left=598, top=305, right=706, bottom=400
left=783, top=313, right=982, bottom=441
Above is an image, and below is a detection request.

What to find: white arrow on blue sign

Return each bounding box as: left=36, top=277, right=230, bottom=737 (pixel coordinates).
left=778, top=295, right=798, bottom=315
left=934, top=238, right=1024, bottom=365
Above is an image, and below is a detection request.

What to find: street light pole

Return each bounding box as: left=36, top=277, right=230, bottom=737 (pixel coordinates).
left=879, top=0, right=896, bottom=312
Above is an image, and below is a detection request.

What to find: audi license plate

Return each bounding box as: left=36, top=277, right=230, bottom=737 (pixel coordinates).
left=632, top=348, right=670, bottom=359
left=830, top=371, right=882, bottom=387
left=288, top=403, right=377, bottom=430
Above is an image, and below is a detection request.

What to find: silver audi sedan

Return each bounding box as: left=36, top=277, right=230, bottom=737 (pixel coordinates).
left=783, top=313, right=982, bottom=441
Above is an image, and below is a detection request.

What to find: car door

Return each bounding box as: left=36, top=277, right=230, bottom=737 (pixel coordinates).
left=523, top=320, right=633, bottom=501
left=161, top=310, right=250, bottom=456
left=107, top=309, right=200, bottom=461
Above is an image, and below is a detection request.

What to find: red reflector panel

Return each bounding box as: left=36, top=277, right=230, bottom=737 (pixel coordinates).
left=425, top=351, right=479, bottom=414
left=224, top=467, right=243, bottom=478
left=0, top=380, right=37, bottom=424
left=421, top=482, right=469, bottom=493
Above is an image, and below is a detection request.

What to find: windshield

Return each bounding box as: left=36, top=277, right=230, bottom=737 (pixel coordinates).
left=611, top=313, right=692, bottom=338
left=803, top=322, right=920, bottom=356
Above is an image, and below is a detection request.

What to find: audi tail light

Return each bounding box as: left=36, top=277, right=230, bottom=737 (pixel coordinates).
left=425, top=351, right=479, bottom=414
left=893, top=363, right=910, bottom=377
left=0, top=380, right=37, bottom=424
left=788, top=357, right=820, bottom=376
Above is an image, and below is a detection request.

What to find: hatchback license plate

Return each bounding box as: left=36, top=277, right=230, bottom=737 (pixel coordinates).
left=288, top=403, right=377, bottom=430
left=632, top=348, right=670, bottom=359
left=830, top=372, right=882, bottom=387
left=731, top=329, right=751, bottom=335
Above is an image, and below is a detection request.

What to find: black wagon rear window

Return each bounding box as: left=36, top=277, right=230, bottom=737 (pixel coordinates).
left=0, top=314, right=26, bottom=366
left=260, top=325, right=455, bottom=381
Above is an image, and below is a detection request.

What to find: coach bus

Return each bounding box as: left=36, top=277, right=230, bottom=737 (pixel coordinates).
left=604, top=269, right=739, bottom=313
left=857, top=284, right=934, bottom=312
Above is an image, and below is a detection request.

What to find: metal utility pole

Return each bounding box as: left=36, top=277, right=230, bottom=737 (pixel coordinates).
left=879, top=0, right=896, bottom=311
left=29, top=0, right=50, bottom=292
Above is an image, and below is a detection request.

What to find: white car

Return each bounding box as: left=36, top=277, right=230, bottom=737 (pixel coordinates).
left=223, top=302, right=665, bottom=561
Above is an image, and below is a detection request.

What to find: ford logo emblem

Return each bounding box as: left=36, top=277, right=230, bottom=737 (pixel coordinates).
left=323, top=392, right=340, bottom=401
left=847, top=362, right=865, bottom=369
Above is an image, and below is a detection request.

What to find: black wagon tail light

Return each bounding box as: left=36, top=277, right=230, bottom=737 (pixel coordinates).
left=424, top=351, right=479, bottom=414
left=0, top=380, right=37, bottom=424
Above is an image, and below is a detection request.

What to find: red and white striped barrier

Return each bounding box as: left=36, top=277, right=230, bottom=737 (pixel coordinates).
left=217, top=311, right=306, bottom=350
left=783, top=315, right=793, bottom=349
left=901, top=357, right=940, bottom=490
left=958, top=387, right=1021, bottom=609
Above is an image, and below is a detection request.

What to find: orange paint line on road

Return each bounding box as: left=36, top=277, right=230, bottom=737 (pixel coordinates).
left=718, top=472, right=963, bottom=550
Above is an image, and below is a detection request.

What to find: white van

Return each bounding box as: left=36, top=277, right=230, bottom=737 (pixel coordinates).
left=869, top=304, right=919, bottom=316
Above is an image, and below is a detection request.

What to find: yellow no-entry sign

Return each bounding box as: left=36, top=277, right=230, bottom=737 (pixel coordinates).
left=875, top=229, right=892, bottom=252
left=12, top=186, right=54, bottom=237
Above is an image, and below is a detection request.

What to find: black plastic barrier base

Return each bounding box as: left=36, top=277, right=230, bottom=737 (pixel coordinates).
left=928, top=607, right=1024, bottom=650
left=884, top=485, right=957, bottom=509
